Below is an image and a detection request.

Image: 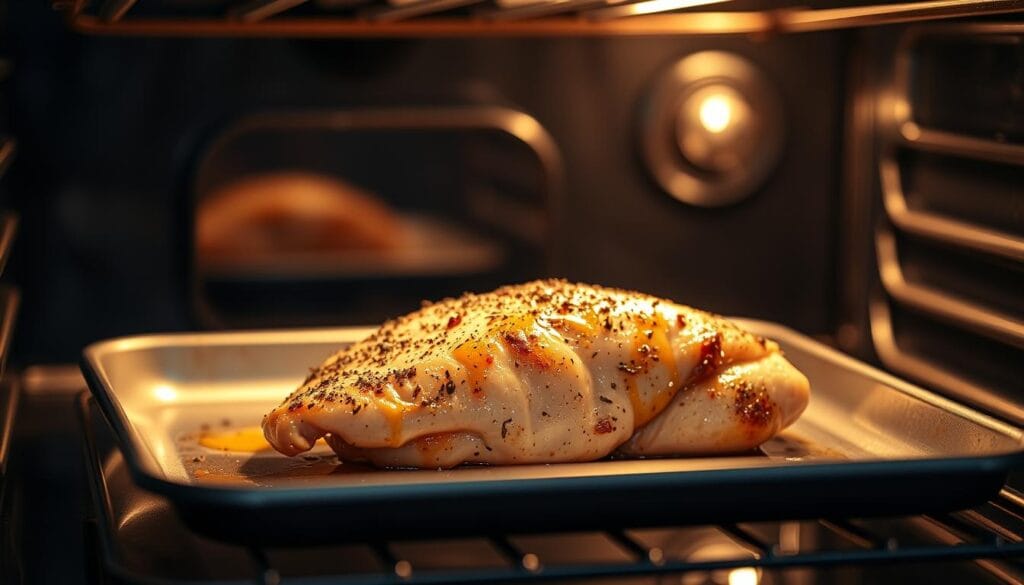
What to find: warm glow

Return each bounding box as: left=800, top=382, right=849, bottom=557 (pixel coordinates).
left=152, top=384, right=178, bottom=403
left=598, top=0, right=728, bottom=18
left=728, top=567, right=760, bottom=585
left=698, top=93, right=733, bottom=134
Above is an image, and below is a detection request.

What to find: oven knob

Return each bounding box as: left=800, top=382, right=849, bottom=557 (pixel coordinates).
left=641, top=51, right=784, bottom=207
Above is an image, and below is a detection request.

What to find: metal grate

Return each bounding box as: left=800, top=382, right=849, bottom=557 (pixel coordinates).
left=98, top=502, right=1024, bottom=584
left=244, top=512, right=1024, bottom=585
left=52, top=0, right=1024, bottom=37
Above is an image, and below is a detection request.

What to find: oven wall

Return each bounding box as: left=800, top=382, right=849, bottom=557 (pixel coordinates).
left=3, top=1, right=846, bottom=362
left=839, top=22, right=1024, bottom=423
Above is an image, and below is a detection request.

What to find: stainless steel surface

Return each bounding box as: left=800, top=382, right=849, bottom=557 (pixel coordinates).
left=483, top=0, right=610, bottom=22
left=0, top=215, right=17, bottom=279
left=780, top=0, right=1024, bottom=33
left=836, top=37, right=878, bottom=355
left=56, top=0, right=1024, bottom=37
left=22, top=365, right=88, bottom=396
left=640, top=51, right=784, bottom=207
left=229, top=0, right=312, bottom=22
left=0, top=379, right=18, bottom=483
left=586, top=0, right=727, bottom=21
left=867, top=23, right=1024, bottom=425
left=868, top=295, right=1024, bottom=425
left=365, top=0, right=483, bottom=21
left=896, top=125, right=1024, bottom=168
left=83, top=320, right=1024, bottom=492
left=0, top=289, right=19, bottom=382
left=879, top=155, right=1024, bottom=261
left=882, top=23, right=1024, bottom=262
left=874, top=225, right=1024, bottom=349
left=0, top=139, right=15, bottom=179
left=97, top=0, right=137, bottom=21
left=892, top=24, right=1024, bottom=167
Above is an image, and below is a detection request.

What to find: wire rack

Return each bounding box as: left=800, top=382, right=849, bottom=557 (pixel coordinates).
left=242, top=507, right=1024, bottom=584
left=90, top=511, right=1024, bottom=584
left=55, top=0, right=1024, bottom=37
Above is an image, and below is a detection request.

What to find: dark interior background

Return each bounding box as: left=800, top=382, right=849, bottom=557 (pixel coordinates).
left=1, top=1, right=845, bottom=364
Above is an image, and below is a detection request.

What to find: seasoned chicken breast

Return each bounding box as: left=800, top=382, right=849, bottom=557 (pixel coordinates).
left=263, top=280, right=809, bottom=468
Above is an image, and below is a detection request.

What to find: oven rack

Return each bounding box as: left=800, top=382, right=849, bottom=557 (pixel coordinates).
left=223, top=509, right=1024, bottom=584
left=89, top=481, right=1024, bottom=584
left=90, top=517, right=1024, bottom=584
left=57, top=0, right=1024, bottom=37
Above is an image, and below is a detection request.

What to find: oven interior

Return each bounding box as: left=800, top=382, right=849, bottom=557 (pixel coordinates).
left=0, top=1, right=1022, bottom=583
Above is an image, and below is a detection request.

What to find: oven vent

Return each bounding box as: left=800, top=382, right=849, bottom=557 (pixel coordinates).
left=870, top=24, right=1024, bottom=423
left=53, top=0, right=1024, bottom=37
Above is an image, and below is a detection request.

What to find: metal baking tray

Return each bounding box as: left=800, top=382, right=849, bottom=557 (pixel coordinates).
left=82, top=320, right=1024, bottom=545
left=77, top=394, right=1024, bottom=585
left=79, top=395, right=264, bottom=585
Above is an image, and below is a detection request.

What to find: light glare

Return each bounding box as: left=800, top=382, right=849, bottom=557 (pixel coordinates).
left=153, top=384, right=178, bottom=402
left=698, top=94, right=733, bottom=134
left=728, top=567, right=759, bottom=585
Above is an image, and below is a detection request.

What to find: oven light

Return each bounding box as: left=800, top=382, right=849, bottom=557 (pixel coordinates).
left=647, top=50, right=783, bottom=205
left=153, top=384, right=178, bottom=403
left=698, top=94, right=733, bottom=134
left=676, top=84, right=753, bottom=174
left=727, top=566, right=759, bottom=585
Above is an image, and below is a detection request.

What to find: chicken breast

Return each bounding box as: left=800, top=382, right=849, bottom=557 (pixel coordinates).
left=263, top=280, right=810, bottom=468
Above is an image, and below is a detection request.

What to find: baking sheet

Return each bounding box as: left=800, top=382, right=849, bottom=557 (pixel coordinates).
left=79, top=395, right=262, bottom=584
left=82, top=320, right=1024, bottom=544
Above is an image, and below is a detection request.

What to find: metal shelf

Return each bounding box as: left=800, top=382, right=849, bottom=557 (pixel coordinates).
left=58, top=0, right=1024, bottom=37
left=104, top=498, right=1024, bottom=584
left=254, top=528, right=1024, bottom=585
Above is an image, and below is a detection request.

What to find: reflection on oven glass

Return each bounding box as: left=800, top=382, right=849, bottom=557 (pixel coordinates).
left=191, top=113, right=554, bottom=330
left=197, top=171, right=407, bottom=264
left=196, top=170, right=505, bottom=281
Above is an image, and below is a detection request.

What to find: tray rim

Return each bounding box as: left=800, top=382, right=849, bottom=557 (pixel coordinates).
left=77, top=392, right=264, bottom=585
left=81, top=319, right=1024, bottom=510
left=78, top=391, right=165, bottom=585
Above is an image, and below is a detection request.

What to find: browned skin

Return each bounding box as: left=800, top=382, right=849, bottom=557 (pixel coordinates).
left=263, top=280, right=810, bottom=468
